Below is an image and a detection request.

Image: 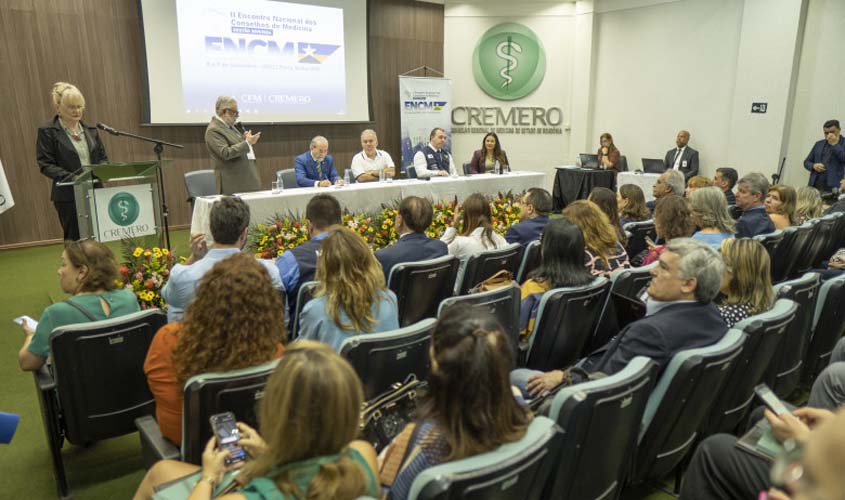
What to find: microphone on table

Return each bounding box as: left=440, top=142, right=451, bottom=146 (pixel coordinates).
left=96, top=122, right=119, bottom=136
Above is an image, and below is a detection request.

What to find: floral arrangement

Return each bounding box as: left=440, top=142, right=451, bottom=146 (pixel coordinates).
left=118, top=242, right=180, bottom=310
left=248, top=192, right=522, bottom=256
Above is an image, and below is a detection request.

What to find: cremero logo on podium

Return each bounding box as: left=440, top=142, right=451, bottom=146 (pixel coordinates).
left=95, top=185, right=156, bottom=242
left=472, top=23, right=546, bottom=101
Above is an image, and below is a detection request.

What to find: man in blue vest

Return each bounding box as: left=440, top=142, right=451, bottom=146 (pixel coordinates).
left=411, top=127, right=455, bottom=178
left=275, top=194, right=341, bottom=316
left=294, top=136, right=345, bottom=187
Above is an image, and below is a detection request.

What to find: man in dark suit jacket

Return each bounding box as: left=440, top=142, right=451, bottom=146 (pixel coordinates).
left=804, top=119, right=845, bottom=193
left=375, top=196, right=448, bottom=282
left=294, top=136, right=343, bottom=187
left=664, top=130, right=700, bottom=182
left=735, top=172, right=775, bottom=238
left=714, top=167, right=738, bottom=206
left=514, top=238, right=727, bottom=397
left=505, top=188, right=551, bottom=246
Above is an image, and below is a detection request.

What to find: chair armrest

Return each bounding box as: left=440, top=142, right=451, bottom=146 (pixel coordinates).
left=34, top=365, right=56, bottom=392
left=136, top=416, right=180, bottom=469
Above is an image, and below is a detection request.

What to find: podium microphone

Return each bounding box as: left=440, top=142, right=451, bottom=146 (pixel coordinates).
left=96, top=122, right=119, bottom=136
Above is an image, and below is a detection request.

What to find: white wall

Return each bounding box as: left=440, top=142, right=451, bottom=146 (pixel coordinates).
left=782, top=0, right=845, bottom=187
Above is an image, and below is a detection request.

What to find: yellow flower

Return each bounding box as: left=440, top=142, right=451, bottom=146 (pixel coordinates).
left=161, top=248, right=170, bottom=256
left=133, top=247, right=143, bottom=257
left=144, top=250, right=151, bottom=257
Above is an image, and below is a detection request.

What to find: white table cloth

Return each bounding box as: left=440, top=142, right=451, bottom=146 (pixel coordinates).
left=189, top=171, right=547, bottom=237
left=617, top=172, right=661, bottom=202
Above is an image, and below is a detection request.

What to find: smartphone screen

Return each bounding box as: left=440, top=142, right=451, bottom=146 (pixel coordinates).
left=209, top=412, right=247, bottom=465
left=754, top=384, right=790, bottom=416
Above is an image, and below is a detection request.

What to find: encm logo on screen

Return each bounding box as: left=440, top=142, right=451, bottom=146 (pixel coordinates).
left=472, top=23, right=546, bottom=101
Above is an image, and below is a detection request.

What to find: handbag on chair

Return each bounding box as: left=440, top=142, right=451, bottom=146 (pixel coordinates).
left=360, top=375, right=428, bottom=453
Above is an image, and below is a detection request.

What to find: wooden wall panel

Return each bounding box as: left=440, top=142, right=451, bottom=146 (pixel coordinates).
left=0, top=0, right=443, bottom=247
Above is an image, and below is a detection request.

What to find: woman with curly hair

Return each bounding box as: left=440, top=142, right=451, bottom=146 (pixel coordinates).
left=795, top=185, right=823, bottom=224
left=642, top=195, right=696, bottom=266
left=617, top=184, right=651, bottom=225
left=134, top=341, right=379, bottom=500
left=563, top=200, right=630, bottom=277
left=144, top=253, right=286, bottom=446
left=299, top=226, right=399, bottom=351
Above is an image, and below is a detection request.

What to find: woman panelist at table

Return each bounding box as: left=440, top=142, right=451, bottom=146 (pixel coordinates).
left=597, top=132, right=621, bottom=173
left=468, top=132, right=510, bottom=174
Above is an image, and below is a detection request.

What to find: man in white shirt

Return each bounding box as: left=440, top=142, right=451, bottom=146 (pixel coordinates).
left=411, top=127, right=455, bottom=178
left=663, top=130, right=699, bottom=181
left=349, top=129, right=395, bottom=182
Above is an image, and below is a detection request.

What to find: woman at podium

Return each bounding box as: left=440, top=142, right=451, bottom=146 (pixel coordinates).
left=36, top=82, right=108, bottom=241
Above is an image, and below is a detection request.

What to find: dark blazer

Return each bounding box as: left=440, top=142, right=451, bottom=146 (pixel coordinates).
left=36, top=116, right=108, bottom=202
left=584, top=301, right=727, bottom=377
left=824, top=197, right=845, bottom=215
left=736, top=205, right=775, bottom=238
left=664, top=146, right=700, bottom=181
left=294, top=152, right=339, bottom=187
left=803, top=136, right=845, bottom=189
left=468, top=149, right=509, bottom=174
left=724, top=189, right=736, bottom=207
left=504, top=216, right=549, bottom=246
left=374, top=232, right=448, bottom=283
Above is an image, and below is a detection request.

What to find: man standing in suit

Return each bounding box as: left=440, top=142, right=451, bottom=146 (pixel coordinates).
left=664, top=130, right=700, bottom=182
left=735, top=172, right=775, bottom=238
left=505, top=188, right=552, bottom=246
left=412, top=127, right=454, bottom=178
left=294, top=136, right=344, bottom=187
left=205, top=96, right=261, bottom=195
left=512, top=237, right=727, bottom=397
left=804, top=119, right=845, bottom=194
left=374, top=196, right=448, bottom=282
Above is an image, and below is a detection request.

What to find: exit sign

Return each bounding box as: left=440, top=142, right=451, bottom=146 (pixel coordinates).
left=751, top=102, right=768, bottom=113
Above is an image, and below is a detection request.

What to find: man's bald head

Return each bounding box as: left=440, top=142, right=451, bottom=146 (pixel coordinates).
left=676, top=130, right=691, bottom=148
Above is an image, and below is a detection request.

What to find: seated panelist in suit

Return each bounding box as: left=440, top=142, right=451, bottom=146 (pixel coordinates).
left=412, top=127, right=455, bottom=178
left=374, top=196, right=448, bottom=282
left=664, top=130, right=700, bottom=181
left=204, top=96, right=262, bottom=195
left=468, top=132, right=510, bottom=174
left=294, top=136, right=344, bottom=187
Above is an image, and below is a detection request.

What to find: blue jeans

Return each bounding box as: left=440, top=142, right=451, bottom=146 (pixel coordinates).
left=510, top=368, right=544, bottom=400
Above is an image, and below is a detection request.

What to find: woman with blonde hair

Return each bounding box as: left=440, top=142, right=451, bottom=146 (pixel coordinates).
left=37, top=82, right=109, bottom=240
left=717, top=238, right=773, bottom=327
left=685, top=175, right=714, bottom=197
left=299, top=226, right=399, bottom=351
left=617, top=184, right=651, bottom=225
left=563, top=200, right=630, bottom=276
left=144, top=253, right=286, bottom=446
left=765, top=184, right=797, bottom=229
left=134, top=341, right=380, bottom=500
left=796, top=185, right=823, bottom=224
left=690, top=186, right=736, bottom=248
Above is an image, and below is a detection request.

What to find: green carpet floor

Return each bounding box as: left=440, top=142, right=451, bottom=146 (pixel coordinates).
left=0, top=230, right=673, bottom=499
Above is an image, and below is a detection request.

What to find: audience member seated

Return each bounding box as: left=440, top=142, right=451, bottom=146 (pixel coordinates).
left=642, top=195, right=695, bottom=266
left=275, top=194, right=342, bottom=316
left=18, top=240, right=140, bottom=371
left=685, top=175, right=713, bottom=197
left=716, top=238, right=773, bottom=327
left=589, top=186, right=627, bottom=246
left=617, top=184, right=651, bottom=225
left=714, top=167, right=738, bottom=206
left=504, top=187, right=551, bottom=246
left=796, top=185, right=824, bottom=224
left=294, top=135, right=343, bottom=187
left=690, top=186, right=736, bottom=248
left=468, top=132, right=510, bottom=174
left=134, top=341, right=379, bottom=500
left=648, top=169, right=686, bottom=212
left=512, top=238, right=727, bottom=398
left=299, top=227, right=399, bottom=351
left=519, top=218, right=594, bottom=340
left=381, top=306, right=531, bottom=500
left=162, top=196, right=281, bottom=323
left=144, top=254, right=285, bottom=446
left=440, top=192, right=508, bottom=280
left=766, top=184, right=798, bottom=230
left=564, top=200, right=631, bottom=277
left=824, top=178, right=845, bottom=214
left=735, top=172, right=776, bottom=238
left=374, top=196, right=448, bottom=281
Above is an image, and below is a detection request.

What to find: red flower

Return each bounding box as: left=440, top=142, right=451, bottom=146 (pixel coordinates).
left=293, top=221, right=301, bottom=229
left=144, top=279, right=155, bottom=290
left=119, top=265, right=129, bottom=276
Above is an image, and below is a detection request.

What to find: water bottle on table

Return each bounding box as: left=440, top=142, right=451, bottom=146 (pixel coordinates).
left=272, top=171, right=284, bottom=193
left=344, top=169, right=352, bottom=186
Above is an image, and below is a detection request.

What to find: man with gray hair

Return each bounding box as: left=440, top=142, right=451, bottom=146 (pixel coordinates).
left=648, top=169, right=686, bottom=212
left=294, top=135, right=343, bottom=187
left=350, top=129, right=395, bottom=182
left=513, top=237, right=728, bottom=397
left=735, top=172, right=775, bottom=238
left=205, top=96, right=262, bottom=194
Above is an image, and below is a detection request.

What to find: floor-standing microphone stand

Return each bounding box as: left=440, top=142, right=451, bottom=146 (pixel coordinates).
left=100, top=126, right=182, bottom=249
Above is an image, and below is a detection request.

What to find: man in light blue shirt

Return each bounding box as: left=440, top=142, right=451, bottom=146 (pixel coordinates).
left=162, top=196, right=282, bottom=322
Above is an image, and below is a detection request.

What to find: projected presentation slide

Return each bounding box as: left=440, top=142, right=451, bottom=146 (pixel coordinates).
left=176, top=0, right=346, bottom=115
